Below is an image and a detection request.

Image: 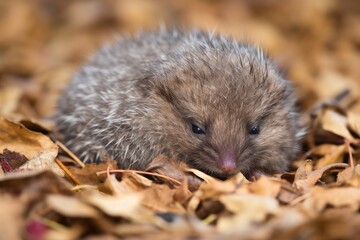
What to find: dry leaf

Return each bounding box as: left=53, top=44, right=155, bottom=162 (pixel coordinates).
left=45, top=223, right=85, bottom=240
left=218, top=194, right=279, bottom=233
left=294, top=161, right=348, bottom=193
left=0, top=170, right=73, bottom=195
left=248, top=176, right=281, bottom=197
left=184, top=167, right=215, bottom=184
left=315, top=144, right=346, bottom=169
left=321, top=109, right=354, bottom=140
left=147, top=155, right=203, bottom=191
left=195, top=199, right=224, bottom=220
left=142, top=184, right=186, bottom=214
left=310, top=144, right=341, bottom=156
left=305, top=186, right=360, bottom=212
left=337, top=165, right=360, bottom=187
left=46, top=194, right=99, bottom=218
left=99, top=171, right=154, bottom=198
left=0, top=149, right=29, bottom=173
left=85, top=193, right=151, bottom=221
left=277, top=180, right=302, bottom=204
left=19, top=152, right=63, bottom=176
left=68, top=160, right=117, bottom=185
left=347, top=112, right=360, bottom=136
left=0, top=194, right=25, bottom=240
left=197, top=178, right=243, bottom=200
left=0, top=118, right=61, bottom=175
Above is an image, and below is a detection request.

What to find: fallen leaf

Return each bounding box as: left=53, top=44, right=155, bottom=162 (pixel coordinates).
left=294, top=161, right=348, bottom=193
left=99, top=171, right=155, bottom=198
left=277, top=180, right=302, bottom=204
left=197, top=178, right=243, bottom=200
left=0, top=149, right=28, bottom=173
left=321, top=109, right=354, bottom=140
left=347, top=112, right=360, bottom=136
left=0, top=118, right=61, bottom=175
left=315, top=144, right=346, bottom=169
left=85, top=192, right=153, bottom=221
left=304, top=186, right=360, bottom=212
left=0, top=170, right=73, bottom=195
left=0, top=194, right=25, bottom=240
left=68, top=160, right=117, bottom=185
left=147, top=155, right=204, bottom=191
left=19, top=152, right=63, bottom=176
left=309, top=144, right=341, bottom=156
left=46, top=194, right=99, bottom=218
left=337, top=165, right=360, bottom=187
left=45, top=223, right=85, bottom=240
left=142, top=184, right=186, bottom=214
left=195, top=199, right=224, bottom=220
left=217, top=194, right=279, bottom=233
left=183, top=167, right=215, bottom=184
left=248, top=176, right=281, bottom=197
left=173, top=178, right=193, bottom=206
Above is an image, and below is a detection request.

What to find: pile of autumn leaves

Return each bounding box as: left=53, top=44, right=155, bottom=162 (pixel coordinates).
left=1, top=101, right=360, bottom=240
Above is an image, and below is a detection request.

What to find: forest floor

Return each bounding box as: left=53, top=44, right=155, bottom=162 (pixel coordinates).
left=0, top=1, right=360, bottom=239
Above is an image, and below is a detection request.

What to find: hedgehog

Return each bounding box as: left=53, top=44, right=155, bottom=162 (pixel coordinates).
left=55, top=29, right=302, bottom=179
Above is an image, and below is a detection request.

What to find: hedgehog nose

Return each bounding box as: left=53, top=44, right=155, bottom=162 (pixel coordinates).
left=218, top=152, right=237, bottom=172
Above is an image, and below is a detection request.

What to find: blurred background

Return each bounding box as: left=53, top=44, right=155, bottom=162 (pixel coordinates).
left=0, top=0, right=359, bottom=126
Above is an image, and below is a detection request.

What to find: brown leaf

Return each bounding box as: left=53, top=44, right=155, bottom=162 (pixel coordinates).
left=248, top=176, right=281, bottom=197
left=46, top=194, right=99, bottom=218
left=277, top=180, right=302, bottom=204
left=142, top=184, right=186, bottom=214
left=195, top=199, right=224, bottom=220
left=217, top=194, right=279, bottom=233
left=147, top=155, right=204, bottom=191
left=315, top=144, right=346, bottom=169
left=197, top=177, right=246, bottom=200
left=20, top=119, right=52, bottom=135
left=0, top=149, right=28, bottom=172
left=85, top=192, right=155, bottom=222
left=100, top=171, right=154, bottom=197
left=0, top=194, right=25, bottom=240
left=183, top=167, right=215, bottom=184
left=309, top=144, right=341, bottom=156
left=294, top=160, right=348, bottom=193
left=0, top=170, right=73, bottom=195
left=347, top=112, right=360, bottom=136
left=19, top=153, right=63, bottom=176
left=173, top=178, right=193, bottom=206
left=304, top=186, right=360, bottom=212
left=45, top=223, right=85, bottom=240
left=321, top=109, right=354, bottom=140
left=337, top=165, right=360, bottom=187
left=68, top=160, right=117, bottom=185
left=0, top=118, right=61, bottom=175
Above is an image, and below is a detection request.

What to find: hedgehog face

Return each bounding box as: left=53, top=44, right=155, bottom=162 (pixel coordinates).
left=150, top=44, right=301, bottom=179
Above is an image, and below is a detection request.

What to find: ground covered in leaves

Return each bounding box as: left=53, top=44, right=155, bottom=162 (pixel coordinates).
left=0, top=0, right=360, bottom=239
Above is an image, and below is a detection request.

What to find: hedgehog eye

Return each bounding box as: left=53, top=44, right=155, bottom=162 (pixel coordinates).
left=191, top=124, right=205, bottom=135
left=249, top=125, right=260, bottom=135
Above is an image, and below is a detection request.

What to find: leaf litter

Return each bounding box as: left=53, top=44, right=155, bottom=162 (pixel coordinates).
left=1, top=0, right=360, bottom=239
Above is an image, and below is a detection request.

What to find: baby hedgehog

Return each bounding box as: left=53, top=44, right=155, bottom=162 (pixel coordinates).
left=55, top=29, right=302, bottom=179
